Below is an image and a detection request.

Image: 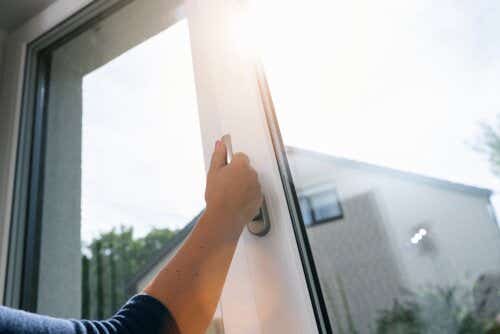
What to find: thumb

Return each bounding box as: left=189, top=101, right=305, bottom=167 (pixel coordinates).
left=209, top=140, right=227, bottom=172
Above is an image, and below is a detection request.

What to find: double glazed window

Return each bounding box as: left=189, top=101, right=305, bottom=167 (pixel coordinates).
left=5, top=0, right=500, bottom=333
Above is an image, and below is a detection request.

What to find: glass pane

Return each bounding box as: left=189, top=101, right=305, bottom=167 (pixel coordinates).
left=258, top=1, right=500, bottom=333
left=37, top=1, right=223, bottom=331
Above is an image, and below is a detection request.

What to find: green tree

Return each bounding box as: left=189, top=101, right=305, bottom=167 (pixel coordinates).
left=82, top=226, right=177, bottom=319
left=81, top=255, right=90, bottom=318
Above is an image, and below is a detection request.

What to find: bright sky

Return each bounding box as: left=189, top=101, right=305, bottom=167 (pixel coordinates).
left=81, top=1, right=500, bottom=242
left=257, top=0, right=500, bottom=221
left=81, top=21, right=206, bottom=242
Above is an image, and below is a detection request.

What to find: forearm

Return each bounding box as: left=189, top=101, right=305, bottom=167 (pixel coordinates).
left=144, top=139, right=261, bottom=333
left=143, top=208, right=244, bottom=334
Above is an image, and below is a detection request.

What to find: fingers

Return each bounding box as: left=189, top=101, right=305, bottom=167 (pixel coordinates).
left=233, top=154, right=260, bottom=193
left=209, top=140, right=251, bottom=175
left=231, top=152, right=250, bottom=166
left=209, top=140, right=228, bottom=172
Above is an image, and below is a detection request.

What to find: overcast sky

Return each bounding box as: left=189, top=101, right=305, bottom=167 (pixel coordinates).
left=81, top=1, right=500, bottom=242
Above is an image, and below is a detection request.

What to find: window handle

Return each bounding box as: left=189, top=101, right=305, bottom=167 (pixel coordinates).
left=248, top=199, right=271, bottom=236
left=221, top=134, right=270, bottom=236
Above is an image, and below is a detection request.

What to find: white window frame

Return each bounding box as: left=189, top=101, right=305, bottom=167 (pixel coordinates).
left=186, top=1, right=327, bottom=332
left=0, top=0, right=326, bottom=333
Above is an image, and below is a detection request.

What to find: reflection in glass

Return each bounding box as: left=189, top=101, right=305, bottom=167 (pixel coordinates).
left=298, top=185, right=343, bottom=226
left=259, top=1, right=500, bottom=332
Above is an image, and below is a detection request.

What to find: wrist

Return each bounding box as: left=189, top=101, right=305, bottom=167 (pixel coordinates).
left=203, top=204, right=246, bottom=233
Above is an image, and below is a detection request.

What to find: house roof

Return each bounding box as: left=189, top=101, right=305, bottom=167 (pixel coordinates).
left=287, top=146, right=493, bottom=198
left=128, top=146, right=493, bottom=290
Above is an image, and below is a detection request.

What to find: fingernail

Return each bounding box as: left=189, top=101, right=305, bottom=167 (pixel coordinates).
left=215, top=140, right=220, bottom=149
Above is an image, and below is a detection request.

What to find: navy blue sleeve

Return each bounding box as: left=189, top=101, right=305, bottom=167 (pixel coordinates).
left=0, top=294, right=179, bottom=334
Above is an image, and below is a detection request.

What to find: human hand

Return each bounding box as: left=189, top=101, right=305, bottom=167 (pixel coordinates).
left=205, top=139, right=263, bottom=229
